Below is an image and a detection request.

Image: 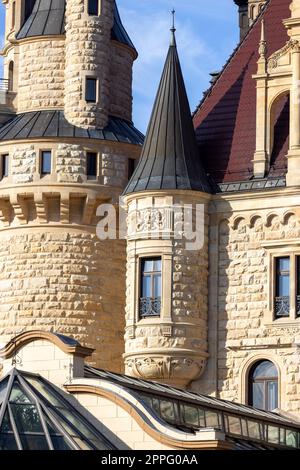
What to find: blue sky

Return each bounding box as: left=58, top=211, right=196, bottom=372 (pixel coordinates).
left=0, top=0, right=238, bottom=132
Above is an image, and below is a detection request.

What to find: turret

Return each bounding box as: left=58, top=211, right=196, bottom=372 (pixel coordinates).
left=123, top=16, right=211, bottom=389
left=0, top=0, right=142, bottom=372
left=234, top=0, right=267, bottom=40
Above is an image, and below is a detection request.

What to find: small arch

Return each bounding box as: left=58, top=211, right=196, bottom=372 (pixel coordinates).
left=232, top=216, right=245, bottom=231
left=265, top=212, right=280, bottom=228
left=249, top=4, right=256, bottom=21
left=268, top=91, right=290, bottom=165
left=239, top=354, right=283, bottom=410
left=8, top=61, right=14, bottom=92
left=249, top=214, right=263, bottom=229
left=282, top=211, right=296, bottom=226
left=248, top=360, right=279, bottom=411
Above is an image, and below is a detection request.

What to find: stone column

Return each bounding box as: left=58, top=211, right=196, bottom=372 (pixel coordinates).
left=64, top=0, right=114, bottom=129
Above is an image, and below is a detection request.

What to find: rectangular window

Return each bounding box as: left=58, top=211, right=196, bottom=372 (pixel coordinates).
left=88, top=0, right=99, bottom=15
left=128, top=158, right=136, bottom=180
left=139, top=258, right=162, bottom=318
left=1, top=154, right=9, bottom=180
left=86, top=152, right=97, bottom=180
left=12, top=2, right=16, bottom=29
left=274, top=257, right=290, bottom=318
left=85, top=78, right=97, bottom=103
left=41, top=151, right=52, bottom=176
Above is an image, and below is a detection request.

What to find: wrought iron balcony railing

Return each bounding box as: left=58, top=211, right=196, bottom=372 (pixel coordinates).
left=0, top=79, right=9, bottom=92
left=139, top=297, right=161, bottom=318
left=274, top=296, right=290, bottom=318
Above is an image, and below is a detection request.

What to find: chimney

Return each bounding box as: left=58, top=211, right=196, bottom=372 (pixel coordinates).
left=234, top=0, right=249, bottom=41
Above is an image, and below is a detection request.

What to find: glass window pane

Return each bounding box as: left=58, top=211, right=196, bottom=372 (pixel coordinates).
left=252, top=361, right=278, bottom=379
left=86, top=78, right=97, bottom=102
left=228, top=416, right=242, bottom=435
left=252, top=382, right=264, bottom=409
left=286, top=430, right=298, bottom=448
left=152, top=398, right=160, bottom=415
left=0, top=378, right=8, bottom=404
left=278, top=275, right=289, bottom=296
left=205, top=411, right=220, bottom=429
left=182, top=405, right=199, bottom=427
left=143, top=260, right=153, bottom=273
left=153, top=274, right=161, bottom=297
left=0, top=410, right=11, bottom=433
left=0, top=433, right=18, bottom=450
left=160, top=400, right=176, bottom=422
left=267, top=381, right=278, bottom=411
left=24, top=378, right=63, bottom=407
left=280, top=428, right=286, bottom=446
left=241, top=418, right=248, bottom=437
left=87, top=152, right=97, bottom=179
left=41, top=151, right=51, bottom=175
left=19, top=433, right=49, bottom=450
left=9, top=384, right=32, bottom=404
left=11, top=404, right=43, bottom=433
left=2, top=155, right=9, bottom=178
left=142, top=275, right=151, bottom=297
left=153, top=259, right=162, bottom=271
left=247, top=420, right=261, bottom=440
left=51, top=435, right=72, bottom=450
left=88, top=0, right=99, bottom=15
left=278, top=257, right=290, bottom=271
left=268, top=426, right=280, bottom=444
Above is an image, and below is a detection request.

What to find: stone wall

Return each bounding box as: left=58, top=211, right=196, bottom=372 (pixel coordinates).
left=0, top=228, right=126, bottom=372
left=110, top=43, right=134, bottom=121
left=18, top=39, right=65, bottom=112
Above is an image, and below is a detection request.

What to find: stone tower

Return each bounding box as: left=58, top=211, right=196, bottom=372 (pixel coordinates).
left=0, top=0, right=143, bottom=372
left=234, top=0, right=267, bottom=40
left=123, top=25, right=211, bottom=389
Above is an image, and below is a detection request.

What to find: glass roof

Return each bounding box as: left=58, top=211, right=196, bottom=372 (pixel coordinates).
left=0, top=369, right=115, bottom=451
left=85, top=365, right=300, bottom=450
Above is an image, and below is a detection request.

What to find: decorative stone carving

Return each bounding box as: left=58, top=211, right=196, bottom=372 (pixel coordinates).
left=128, top=207, right=173, bottom=238
left=125, top=354, right=207, bottom=387
left=267, top=39, right=298, bottom=71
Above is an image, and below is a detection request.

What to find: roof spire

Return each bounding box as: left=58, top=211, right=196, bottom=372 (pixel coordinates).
left=170, top=9, right=176, bottom=46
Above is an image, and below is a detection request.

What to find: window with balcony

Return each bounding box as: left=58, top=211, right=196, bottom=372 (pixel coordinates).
left=274, top=257, right=290, bottom=318
left=139, top=258, right=162, bottom=318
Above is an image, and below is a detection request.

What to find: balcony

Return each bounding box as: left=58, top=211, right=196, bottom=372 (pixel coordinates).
left=139, top=297, right=161, bottom=318
left=274, top=296, right=290, bottom=318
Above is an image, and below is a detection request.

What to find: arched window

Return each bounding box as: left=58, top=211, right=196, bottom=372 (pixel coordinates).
left=8, top=61, right=14, bottom=92
left=249, top=360, right=278, bottom=411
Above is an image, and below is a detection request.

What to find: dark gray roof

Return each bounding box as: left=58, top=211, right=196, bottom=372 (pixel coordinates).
left=0, top=111, right=144, bottom=145
left=16, top=0, right=136, bottom=52
left=85, top=365, right=300, bottom=450
left=0, top=368, right=115, bottom=450
left=124, top=31, right=211, bottom=195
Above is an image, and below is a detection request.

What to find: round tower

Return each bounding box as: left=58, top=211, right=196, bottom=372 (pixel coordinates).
left=123, top=25, right=211, bottom=389
left=0, top=0, right=142, bottom=373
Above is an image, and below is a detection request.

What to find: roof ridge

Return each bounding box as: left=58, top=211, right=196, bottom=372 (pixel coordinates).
left=192, top=0, right=271, bottom=118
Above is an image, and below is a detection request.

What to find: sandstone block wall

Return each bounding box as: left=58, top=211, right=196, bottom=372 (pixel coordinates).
left=18, top=39, right=65, bottom=112
left=0, top=229, right=126, bottom=372
left=110, top=44, right=134, bottom=122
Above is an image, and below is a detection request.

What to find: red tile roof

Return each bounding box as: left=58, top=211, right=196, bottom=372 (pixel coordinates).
left=193, top=0, right=290, bottom=183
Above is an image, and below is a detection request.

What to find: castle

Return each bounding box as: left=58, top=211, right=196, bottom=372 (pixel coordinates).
left=0, top=0, right=300, bottom=451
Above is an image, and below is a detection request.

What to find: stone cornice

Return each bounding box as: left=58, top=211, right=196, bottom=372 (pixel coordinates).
left=0, top=330, right=94, bottom=359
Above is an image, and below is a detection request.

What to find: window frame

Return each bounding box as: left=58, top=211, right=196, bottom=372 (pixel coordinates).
left=87, top=0, right=100, bottom=16
left=86, top=151, right=98, bottom=180
left=139, top=257, right=162, bottom=319
left=0, top=154, right=9, bottom=180
left=85, top=77, right=98, bottom=103
left=40, top=150, right=52, bottom=177
left=274, top=256, right=290, bottom=318
left=248, top=360, right=279, bottom=412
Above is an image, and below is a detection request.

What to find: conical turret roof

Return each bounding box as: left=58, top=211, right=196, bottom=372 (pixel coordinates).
left=124, top=27, right=211, bottom=195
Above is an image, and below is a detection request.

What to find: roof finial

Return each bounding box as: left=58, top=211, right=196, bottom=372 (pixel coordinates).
left=170, top=9, right=176, bottom=46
